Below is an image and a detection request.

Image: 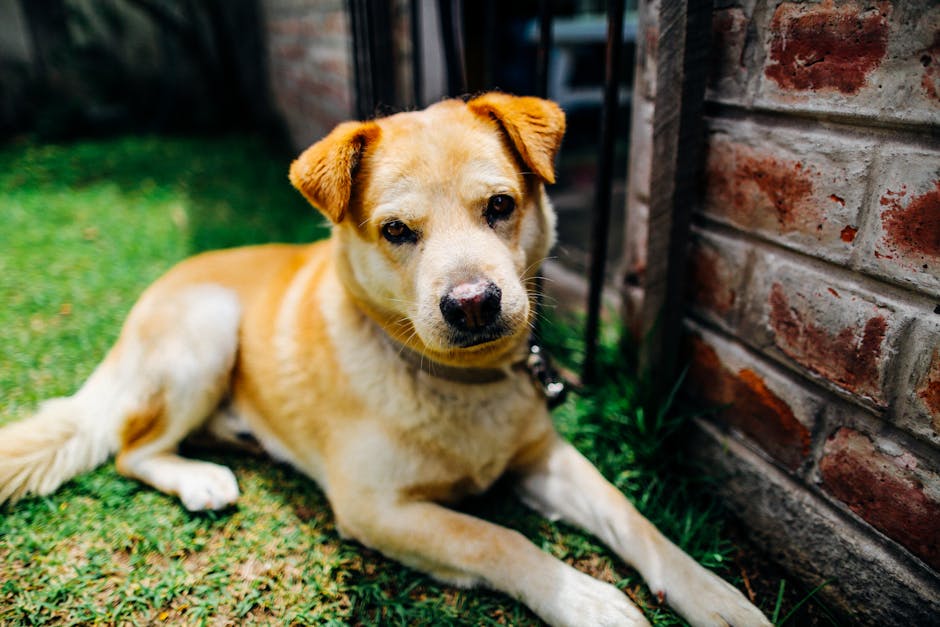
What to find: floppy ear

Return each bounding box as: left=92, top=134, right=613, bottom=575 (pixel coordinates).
left=467, top=93, right=566, bottom=184
left=289, top=121, right=380, bottom=223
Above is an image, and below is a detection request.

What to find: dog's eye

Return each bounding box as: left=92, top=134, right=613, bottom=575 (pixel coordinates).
left=485, top=194, right=516, bottom=227
left=381, top=220, right=417, bottom=244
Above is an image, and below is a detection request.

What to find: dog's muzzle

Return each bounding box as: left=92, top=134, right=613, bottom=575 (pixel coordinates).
left=439, top=279, right=504, bottom=346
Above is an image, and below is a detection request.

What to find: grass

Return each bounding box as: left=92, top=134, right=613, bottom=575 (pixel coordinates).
left=1, top=134, right=813, bottom=625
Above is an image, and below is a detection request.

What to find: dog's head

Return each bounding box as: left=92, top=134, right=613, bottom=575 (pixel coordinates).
left=290, top=93, right=565, bottom=367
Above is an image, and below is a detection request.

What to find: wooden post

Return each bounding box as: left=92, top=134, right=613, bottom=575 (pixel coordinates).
left=637, top=0, right=712, bottom=390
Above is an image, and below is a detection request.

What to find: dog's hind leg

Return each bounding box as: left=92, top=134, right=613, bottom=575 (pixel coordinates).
left=110, top=283, right=243, bottom=511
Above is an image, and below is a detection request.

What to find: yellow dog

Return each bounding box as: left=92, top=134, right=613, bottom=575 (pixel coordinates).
left=0, top=94, right=769, bottom=626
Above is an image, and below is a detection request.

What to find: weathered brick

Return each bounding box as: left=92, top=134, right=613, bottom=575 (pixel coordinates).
left=855, top=145, right=940, bottom=298
left=263, top=1, right=353, bottom=149
left=708, top=7, right=749, bottom=100
left=689, top=419, right=940, bottom=626
left=753, top=1, right=940, bottom=127
left=819, top=427, right=940, bottom=571
left=893, top=318, right=940, bottom=446
left=702, top=120, right=875, bottom=264
left=920, top=352, right=940, bottom=429
left=740, top=253, right=908, bottom=407
left=764, top=1, right=890, bottom=95
left=684, top=325, right=814, bottom=471
left=685, top=227, right=750, bottom=325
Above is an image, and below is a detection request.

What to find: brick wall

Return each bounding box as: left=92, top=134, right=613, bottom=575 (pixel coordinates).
left=626, top=0, right=940, bottom=623
left=261, top=0, right=353, bottom=150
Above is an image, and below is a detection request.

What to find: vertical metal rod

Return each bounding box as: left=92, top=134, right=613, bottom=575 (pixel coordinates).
left=349, top=0, right=371, bottom=119
left=535, top=0, right=552, bottom=98
left=369, top=1, right=396, bottom=112
left=482, top=0, right=496, bottom=89
left=583, top=0, right=625, bottom=385
left=438, top=0, right=466, bottom=95
left=410, top=0, right=423, bottom=107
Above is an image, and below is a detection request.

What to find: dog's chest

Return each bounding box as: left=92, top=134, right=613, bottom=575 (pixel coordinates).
left=390, top=377, right=545, bottom=498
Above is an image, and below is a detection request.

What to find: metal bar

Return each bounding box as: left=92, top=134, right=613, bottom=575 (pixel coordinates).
left=482, top=0, right=496, bottom=89
left=438, top=0, right=466, bottom=96
left=368, top=1, right=396, bottom=111
left=349, top=0, right=396, bottom=118
left=535, top=0, right=552, bottom=98
left=582, top=0, right=626, bottom=385
left=348, top=0, right=371, bottom=119
left=410, top=0, right=423, bottom=106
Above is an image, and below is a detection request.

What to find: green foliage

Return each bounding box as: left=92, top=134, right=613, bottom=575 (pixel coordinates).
left=543, top=315, right=733, bottom=576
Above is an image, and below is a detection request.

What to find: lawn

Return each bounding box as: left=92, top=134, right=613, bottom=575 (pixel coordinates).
left=1, top=134, right=804, bottom=625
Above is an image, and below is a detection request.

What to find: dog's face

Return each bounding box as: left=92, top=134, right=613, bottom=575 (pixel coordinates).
left=290, top=94, right=565, bottom=367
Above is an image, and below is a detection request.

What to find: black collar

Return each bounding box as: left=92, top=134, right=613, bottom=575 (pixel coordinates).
left=392, top=341, right=518, bottom=384
left=381, top=329, right=568, bottom=406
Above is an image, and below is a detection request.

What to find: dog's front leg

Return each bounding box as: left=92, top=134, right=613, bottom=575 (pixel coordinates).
left=516, top=438, right=772, bottom=627
left=331, top=496, right=650, bottom=627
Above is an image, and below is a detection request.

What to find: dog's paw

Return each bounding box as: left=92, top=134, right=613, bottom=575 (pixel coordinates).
left=688, top=569, right=772, bottom=627
left=177, top=461, right=240, bottom=511
left=660, top=562, right=772, bottom=627
left=540, top=568, right=650, bottom=627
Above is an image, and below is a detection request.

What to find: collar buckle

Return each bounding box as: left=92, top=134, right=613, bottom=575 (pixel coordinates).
left=526, top=343, right=569, bottom=409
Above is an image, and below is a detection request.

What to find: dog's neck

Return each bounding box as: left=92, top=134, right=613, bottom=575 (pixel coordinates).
left=390, top=339, right=524, bottom=384
left=338, top=270, right=528, bottom=383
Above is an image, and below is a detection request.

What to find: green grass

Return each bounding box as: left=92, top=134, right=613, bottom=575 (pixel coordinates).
left=1, top=134, right=796, bottom=625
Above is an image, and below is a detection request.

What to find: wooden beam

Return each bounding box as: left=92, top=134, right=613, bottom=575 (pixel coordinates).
left=637, top=0, right=712, bottom=388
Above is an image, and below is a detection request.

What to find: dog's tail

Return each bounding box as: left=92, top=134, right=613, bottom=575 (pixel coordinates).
left=0, top=368, right=121, bottom=506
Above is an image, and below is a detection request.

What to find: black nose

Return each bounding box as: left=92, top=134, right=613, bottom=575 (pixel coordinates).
left=440, top=280, right=502, bottom=332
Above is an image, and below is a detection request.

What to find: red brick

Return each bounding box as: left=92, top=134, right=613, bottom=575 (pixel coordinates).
left=900, top=327, right=940, bottom=443
left=687, top=246, right=735, bottom=316
left=919, top=350, right=940, bottom=429
left=922, top=32, right=940, bottom=103
left=263, top=0, right=353, bottom=150
left=709, top=7, right=748, bottom=98
left=820, top=428, right=940, bottom=570
left=708, top=140, right=814, bottom=230
left=858, top=147, right=940, bottom=297
left=768, top=282, right=890, bottom=404
left=702, top=123, right=873, bottom=264
left=765, top=2, right=890, bottom=95
left=751, top=1, right=940, bottom=127
left=685, top=332, right=812, bottom=471
left=880, top=182, right=940, bottom=260
left=685, top=230, right=748, bottom=321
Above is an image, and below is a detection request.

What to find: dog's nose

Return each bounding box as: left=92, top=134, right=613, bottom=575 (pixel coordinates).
left=440, top=280, right=502, bottom=332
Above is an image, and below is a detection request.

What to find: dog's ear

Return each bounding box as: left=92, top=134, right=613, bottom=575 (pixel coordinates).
left=289, top=121, right=380, bottom=223
left=467, top=93, right=566, bottom=184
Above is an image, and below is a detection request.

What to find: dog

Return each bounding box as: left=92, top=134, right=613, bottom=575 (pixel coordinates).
left=0, top=94, right=770, bottom=626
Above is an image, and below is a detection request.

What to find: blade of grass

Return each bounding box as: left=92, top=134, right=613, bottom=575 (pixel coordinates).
left=778, top=579, right=833, bottom=626
left=771, top=579, right=786, bottom=624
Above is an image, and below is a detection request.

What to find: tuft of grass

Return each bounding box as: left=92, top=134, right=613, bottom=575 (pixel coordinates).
left=1, top=135, right=797, bottom=625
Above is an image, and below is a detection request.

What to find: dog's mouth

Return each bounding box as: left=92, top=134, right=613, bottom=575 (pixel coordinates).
left=449, top=323, right=511, bottom=349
